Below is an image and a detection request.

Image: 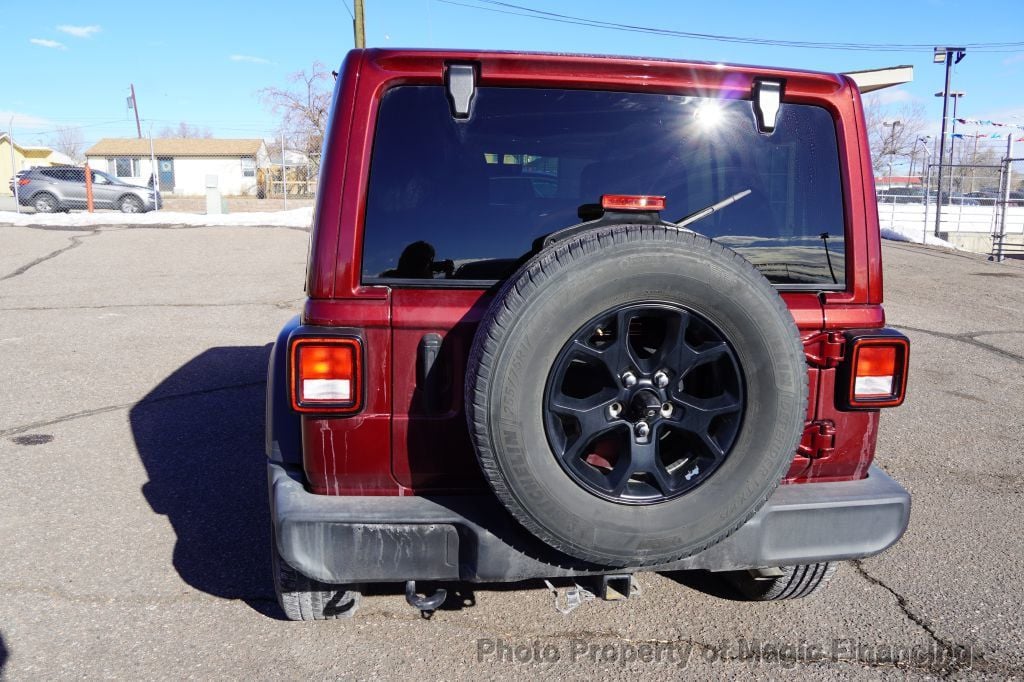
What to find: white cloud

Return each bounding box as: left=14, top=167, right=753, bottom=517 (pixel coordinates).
left=29, top=38, right=67, bottom=50
left=56, top=24, right=101, bottom=38
left=0, top=110, right=54, bottom=130
left=229, top=54, right=271, bottom=64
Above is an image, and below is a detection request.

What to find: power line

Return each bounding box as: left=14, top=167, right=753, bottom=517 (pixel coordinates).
left=341, top=0, right=354, bottom=20
left=439, top=0, right=1024, bottom=53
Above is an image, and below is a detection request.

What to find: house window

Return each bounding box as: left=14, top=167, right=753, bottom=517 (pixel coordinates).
left=241, top=157, right=256, bottom=178
left=109, top=157, right=140, bottom=178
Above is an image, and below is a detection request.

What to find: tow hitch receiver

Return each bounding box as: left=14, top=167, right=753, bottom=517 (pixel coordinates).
left=596, top=574, right=635, bottom=601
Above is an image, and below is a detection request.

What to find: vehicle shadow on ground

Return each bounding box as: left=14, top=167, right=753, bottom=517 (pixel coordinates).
left=129, top=345, right=279, bottom=617
left=0, top=633, right=8, bottom=674
left=660, top=569, right=746, bottom=601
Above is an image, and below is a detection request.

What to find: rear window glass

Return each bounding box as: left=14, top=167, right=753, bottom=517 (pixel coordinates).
left=41, top=168, right=85, bottom=183
left=362, top=86, right=845, bottom=288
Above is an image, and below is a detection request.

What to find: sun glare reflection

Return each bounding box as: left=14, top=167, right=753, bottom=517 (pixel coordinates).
left=694, top=100, right=726, bottom=130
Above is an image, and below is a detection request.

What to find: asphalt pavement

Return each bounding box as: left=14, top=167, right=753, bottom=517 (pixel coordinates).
left=0, top=223, right=1021, bottom=679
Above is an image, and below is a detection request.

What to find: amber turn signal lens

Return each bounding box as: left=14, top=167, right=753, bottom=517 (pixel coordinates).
left=854, top=346, right=897, bottom=397
left=290, top=337, right=362, bottom=413
left=848, top=338, right=908, bottom=407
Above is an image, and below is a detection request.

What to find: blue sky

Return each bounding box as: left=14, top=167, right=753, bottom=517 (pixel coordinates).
left=2, top=0, right=1023, bottom=150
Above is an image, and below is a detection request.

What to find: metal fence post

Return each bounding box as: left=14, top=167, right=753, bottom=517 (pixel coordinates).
left=148, top=129, right=158, bottom=212
left=281, top=133, right=288, bottom=211
left=8, top=117, right=20, bottom=213
left=994, top=136, right=1013, bottom=263
left=923, top=162, right=932, bottom=244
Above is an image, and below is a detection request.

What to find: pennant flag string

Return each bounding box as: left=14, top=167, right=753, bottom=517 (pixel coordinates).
left=955, top=117, right=1024, bottom=130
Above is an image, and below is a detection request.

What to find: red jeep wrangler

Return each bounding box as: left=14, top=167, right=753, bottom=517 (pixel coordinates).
left=266, top=49, right=911, bottom=620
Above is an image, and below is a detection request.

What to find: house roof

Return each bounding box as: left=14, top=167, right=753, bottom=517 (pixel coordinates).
left=1, top=133, right=55, bottom=155
left=1, top=134, right=74, bottom=164
left=876, top=176, right=922, bottom=185
left=85, top=138, right=264, bottom=157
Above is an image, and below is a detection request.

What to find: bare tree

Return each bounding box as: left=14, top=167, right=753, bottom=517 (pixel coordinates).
left=863, top=95, right=927, bottom=176
left=50, top=126, right=84, bottom=161
left=158, top=121, right=213, bottom=138
left=954, top=142, right=1003, bottom=193
left=259, top=61, right=331, bottom=170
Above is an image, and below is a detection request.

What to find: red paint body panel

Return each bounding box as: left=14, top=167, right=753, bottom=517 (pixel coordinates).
left=297, top=49, right=893, bottom=497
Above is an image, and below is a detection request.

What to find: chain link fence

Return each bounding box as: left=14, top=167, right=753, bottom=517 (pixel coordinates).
left=876, top=137, right=1023, bottom=260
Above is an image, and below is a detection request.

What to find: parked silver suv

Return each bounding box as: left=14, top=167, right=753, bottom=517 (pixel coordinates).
left=15, top=167, right=161, bottom=213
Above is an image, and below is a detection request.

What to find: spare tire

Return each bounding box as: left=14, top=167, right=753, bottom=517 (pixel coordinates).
left=466, top=225, right=807, bottom=567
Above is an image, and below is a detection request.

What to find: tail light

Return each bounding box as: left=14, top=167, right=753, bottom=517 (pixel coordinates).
left=18, top=178, right=30, bottom=185
left=838, top=330, right=909, bottom=409
left=601, top=194, right=666, bottom=211
left=289, top=337, right=363, bottom=413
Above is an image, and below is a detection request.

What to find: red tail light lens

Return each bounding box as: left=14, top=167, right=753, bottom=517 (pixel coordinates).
left=18, top=178, right=30, bottom=185
left=847, top=336, right=909, bottom=408
left=289, top=337, right=362, bottom=413
left=601, top=194, right=666, bottom=211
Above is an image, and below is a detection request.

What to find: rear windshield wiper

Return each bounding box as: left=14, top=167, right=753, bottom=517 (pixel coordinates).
left=537, top=188, right=753, bottom=255
left=674, top=189, right=752, bottom=229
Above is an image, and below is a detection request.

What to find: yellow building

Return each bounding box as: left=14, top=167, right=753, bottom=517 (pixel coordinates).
left=1, top=133, right=76, bottom=197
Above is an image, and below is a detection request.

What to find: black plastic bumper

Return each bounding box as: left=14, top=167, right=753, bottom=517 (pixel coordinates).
left=269, top=462, right=911, bottom=584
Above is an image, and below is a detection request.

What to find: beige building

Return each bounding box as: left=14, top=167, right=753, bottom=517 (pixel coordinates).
left=84, top=138, right=269, bottom=196
left=1, top=133, right=75, bottom=197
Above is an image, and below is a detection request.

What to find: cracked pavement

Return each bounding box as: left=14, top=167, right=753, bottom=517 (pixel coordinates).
left=0, top=224, right=1021, bottom=679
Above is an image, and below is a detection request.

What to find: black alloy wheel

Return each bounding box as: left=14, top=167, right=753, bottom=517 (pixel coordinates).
left=544, top=303, right=744, bottom=505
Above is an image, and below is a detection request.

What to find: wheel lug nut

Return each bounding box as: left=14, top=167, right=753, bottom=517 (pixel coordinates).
left=621, top=371, right=637, bottom=388
left=654, top=371, right=670, bottom=388
left=635, top=421, right=650, bottom=439
left=608, top=402, right=623, bottom=419
left=660, top=402, right=673, bottom=418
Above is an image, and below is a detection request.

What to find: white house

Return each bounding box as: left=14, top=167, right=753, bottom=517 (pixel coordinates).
left=84, top=138, right=270, bottom=196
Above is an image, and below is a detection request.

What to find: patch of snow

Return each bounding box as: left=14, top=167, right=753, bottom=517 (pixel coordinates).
left=880, top=225, right=959, bottom=249
left=0, top=207, right=313, bottom=228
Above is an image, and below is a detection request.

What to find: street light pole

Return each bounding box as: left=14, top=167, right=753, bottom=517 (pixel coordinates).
left=933, top=46, right=966, bottom=237
left=883, top=120, right=902, bottom=190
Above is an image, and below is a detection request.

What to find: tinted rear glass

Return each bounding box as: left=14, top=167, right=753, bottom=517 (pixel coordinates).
left=40, top=168, right=85, bottom=183
left=362, top=86, right=845, bottom=287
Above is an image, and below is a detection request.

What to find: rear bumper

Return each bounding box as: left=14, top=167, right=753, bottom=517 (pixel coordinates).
left=269, top=462, right=910, bottom=584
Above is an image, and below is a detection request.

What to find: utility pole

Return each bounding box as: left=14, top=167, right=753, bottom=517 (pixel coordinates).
left=130, top=84, right=142, bottom=139
left=932, top=46, right=966, bottom=237
left=353, top=0, right=366, bottom=48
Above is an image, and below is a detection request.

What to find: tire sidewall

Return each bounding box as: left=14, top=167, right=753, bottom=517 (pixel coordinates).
left=479, top=231, right=805, bottom=565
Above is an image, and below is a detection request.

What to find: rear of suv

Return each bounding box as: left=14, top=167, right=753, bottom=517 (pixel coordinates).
left=266, top=49, right=911, bottom=620
left=15, top=166, right=161, bottom=213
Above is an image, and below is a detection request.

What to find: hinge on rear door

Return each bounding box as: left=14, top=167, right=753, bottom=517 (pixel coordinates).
left=802, top=332, right=845, bottom=368
left=798, top=421, right=836, bottom=459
